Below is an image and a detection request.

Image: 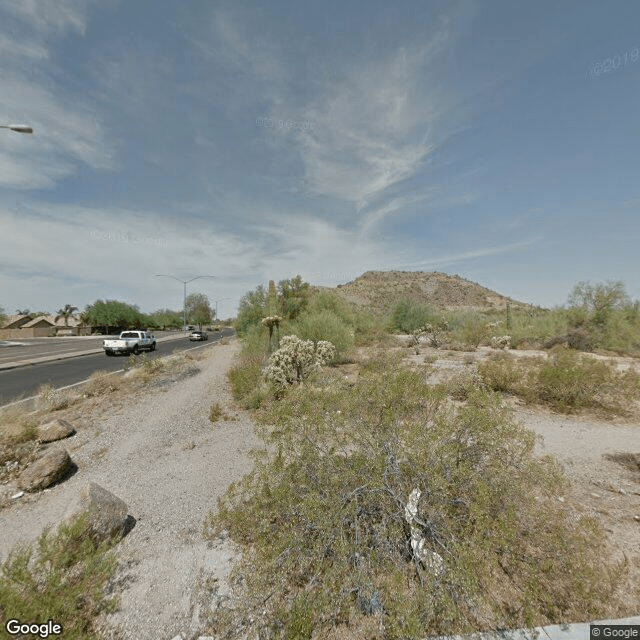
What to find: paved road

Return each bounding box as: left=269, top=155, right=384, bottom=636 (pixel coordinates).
left=0, top=329, right=234, bottom=406
left=0, top=330, right=184, bottom=366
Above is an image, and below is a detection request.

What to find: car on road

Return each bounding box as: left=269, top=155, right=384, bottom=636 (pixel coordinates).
left=103, top=330, right=157, bottom=356
left=189, top=330, right=208, bottom=341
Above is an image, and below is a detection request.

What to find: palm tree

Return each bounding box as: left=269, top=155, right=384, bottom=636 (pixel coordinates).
left=16, top=309, right=32, bottom=317
left=55, top=304, right=78, bottom=327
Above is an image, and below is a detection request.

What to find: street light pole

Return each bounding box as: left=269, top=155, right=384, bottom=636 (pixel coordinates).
left=0, top=124, right=33, bottom=134
left=155, top=274, right=216, bottom=329
left=213, top=297, right=231, bottom=321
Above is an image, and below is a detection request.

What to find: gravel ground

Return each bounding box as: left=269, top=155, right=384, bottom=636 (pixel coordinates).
left=0, top=338, right=261, bottom=640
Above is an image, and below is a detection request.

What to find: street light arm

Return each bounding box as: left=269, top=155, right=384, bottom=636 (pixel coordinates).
left=0, top=125, right=33, bottom=133
left=155, top=274, right=184, bottom=284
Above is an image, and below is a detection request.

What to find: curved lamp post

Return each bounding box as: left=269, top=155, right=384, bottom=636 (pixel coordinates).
left=0, top=124, right=33, bottom=134
left=155, top=274, right=216, bottom=329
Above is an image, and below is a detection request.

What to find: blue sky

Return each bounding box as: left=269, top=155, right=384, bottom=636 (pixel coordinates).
left=1, top=0, right=639, bottom=318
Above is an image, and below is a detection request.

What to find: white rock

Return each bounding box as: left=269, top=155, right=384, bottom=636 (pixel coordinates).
left=11, top=491, right=24, bottom=499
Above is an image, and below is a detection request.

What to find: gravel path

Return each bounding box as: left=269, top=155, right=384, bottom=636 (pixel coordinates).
left=0, top=339, right=262, bottom=640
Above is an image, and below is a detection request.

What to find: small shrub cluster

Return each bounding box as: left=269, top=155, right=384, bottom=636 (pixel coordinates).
left=0, top=513, right=120, bottom=640
left=83, top=371, right=123, bottom=397
left=288, top=309, right=354, bottom=361
left=477, top=347, right=640, bottom=414
left=36, top=384, right=76, bottom=411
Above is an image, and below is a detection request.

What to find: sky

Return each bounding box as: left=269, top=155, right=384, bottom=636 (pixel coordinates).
left=1, top=0, right=639, bottom=318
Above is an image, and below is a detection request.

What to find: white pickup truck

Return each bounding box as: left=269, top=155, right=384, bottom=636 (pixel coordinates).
left=103, top=330, right=157, bottom=356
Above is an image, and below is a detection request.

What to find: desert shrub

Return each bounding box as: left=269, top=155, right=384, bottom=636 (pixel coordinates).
left=289, top=309, right=354, bottom=360
left=206, top=369, right=623, bottom=638
left=478, top=347, right=639, bottom=415
left=228, top=323, right=271, bottom=408
left=353, top=310, right=394, bottom=347
left=307, top=289, right=356, bottom=326
left=229, top=358, right=265, bottom=408
left=235, top=284, right=268, bottom=335
left=0, top=512, right=119, bottom=640
left=459, top=315, right=490, bottom=348
left=490, top=335, right=512, bottom=350
left=536, top=347, right=611, bottom=412
left=388, top=299, right=440, bottom=334
left=437, top=369, right=487, bottom=401
left=566, top=327, right=593, bottom=352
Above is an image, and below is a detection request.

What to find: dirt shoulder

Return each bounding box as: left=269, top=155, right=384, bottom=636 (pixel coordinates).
left=0, top=339, right=261, bottom=640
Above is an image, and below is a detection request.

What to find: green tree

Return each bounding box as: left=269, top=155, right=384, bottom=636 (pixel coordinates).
left=277, top=275, right=310, bottom=320
left=0, top=306, right=6, bottom=327
left=148, top=308, right=183, bottom=330
left=55, top=304, right=78, bottom=327
left=235, top=285, right=267, bottom=335
left=568, top=281, right=630, bottom=327
left=185, top=293, right=213, bottom=329
left=83, top=300, right=147, bottom=330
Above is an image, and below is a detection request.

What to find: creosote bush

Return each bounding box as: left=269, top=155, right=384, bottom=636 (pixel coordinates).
left=206, top=351, right=624, bottom=638
left=477, top=346, right=640, bottom=415
left=0, top=512, right=120, bottom=640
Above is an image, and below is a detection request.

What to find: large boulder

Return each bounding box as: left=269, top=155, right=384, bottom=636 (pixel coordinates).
left=18, top=448, right=73, bottom=492
left=38, top=418, right=76, bottom=443
left=63, top=482, right=130, bottom=545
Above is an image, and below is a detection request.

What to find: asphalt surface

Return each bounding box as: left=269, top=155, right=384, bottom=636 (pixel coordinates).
left=0, top=328, right=234, bottom=406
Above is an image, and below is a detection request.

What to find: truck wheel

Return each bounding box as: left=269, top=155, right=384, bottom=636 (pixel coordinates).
left=150, top=342, right=156, bottom=351
left=105, top=350, right=114, bottom=357
left=133, top=345, right=140, bottom=355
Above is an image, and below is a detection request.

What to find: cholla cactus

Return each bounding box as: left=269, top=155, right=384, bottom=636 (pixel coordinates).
left=490, top=335, right=511, bottom=349
left=264, top=335, right=335, bottom=389
left=409, top=324, right=441, bottom=348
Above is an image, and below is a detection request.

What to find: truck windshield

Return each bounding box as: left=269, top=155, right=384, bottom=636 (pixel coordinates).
left=120, top=332, right=139, bottom=338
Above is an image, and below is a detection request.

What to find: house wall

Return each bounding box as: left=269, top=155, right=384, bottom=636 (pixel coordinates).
left=0, top=327, right=89, bottom=339
left=0, top=328, right=54, bottom=339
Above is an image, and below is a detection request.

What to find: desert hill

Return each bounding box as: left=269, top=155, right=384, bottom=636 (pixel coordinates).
left=312, top=271, right=534, bottom=318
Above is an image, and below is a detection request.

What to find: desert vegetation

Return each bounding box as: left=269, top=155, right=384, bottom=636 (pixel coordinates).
left=0, top=513, right=121, bottom=640
left=206, top=275, right=640, bottom=638
left=477, top=348, right=640, bottom=415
